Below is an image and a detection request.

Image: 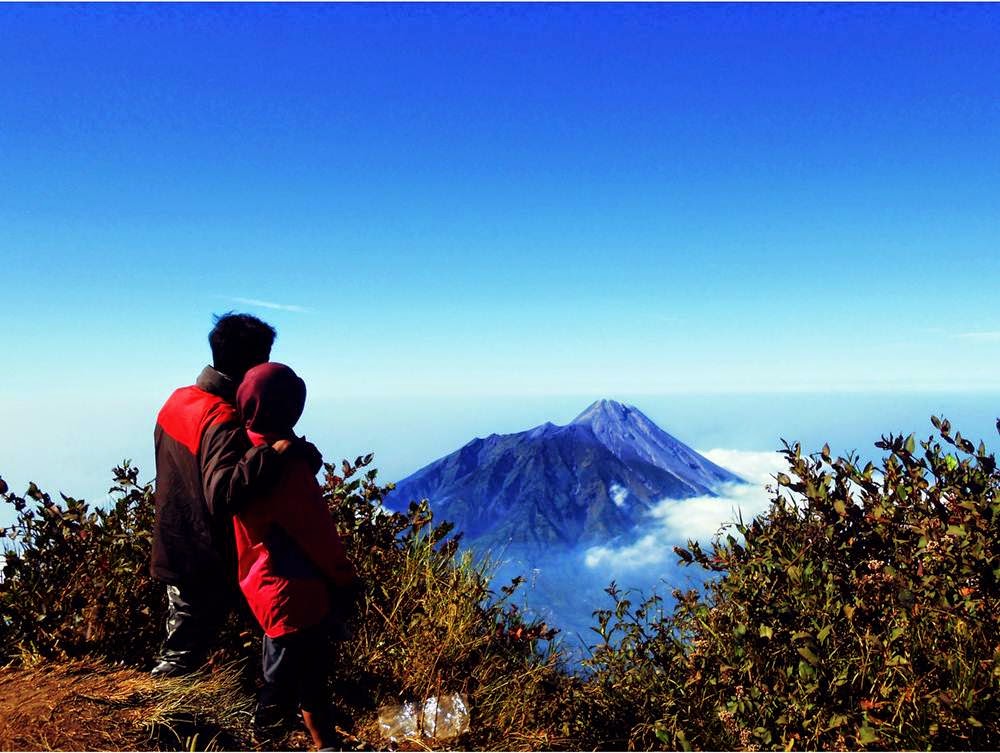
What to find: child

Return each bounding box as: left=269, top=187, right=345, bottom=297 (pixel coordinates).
left=234, top=362, right=356, bottom=750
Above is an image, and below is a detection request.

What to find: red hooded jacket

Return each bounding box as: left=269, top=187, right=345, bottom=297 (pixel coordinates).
left=233, top=363, right=355, bottom=638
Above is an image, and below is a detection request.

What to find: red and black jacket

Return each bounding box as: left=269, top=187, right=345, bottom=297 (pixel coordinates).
left=152, top=366, right=283, bottom=586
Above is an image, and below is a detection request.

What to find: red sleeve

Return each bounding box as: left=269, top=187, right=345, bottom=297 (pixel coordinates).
left=271, top=459, right=355, bottom=587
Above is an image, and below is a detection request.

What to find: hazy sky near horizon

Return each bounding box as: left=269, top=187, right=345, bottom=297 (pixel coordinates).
left=2, top=4, right=1000, bottom=513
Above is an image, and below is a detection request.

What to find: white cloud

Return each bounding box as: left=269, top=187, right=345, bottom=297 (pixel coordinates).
left=227, top=296, right=308, bottom=313
left=700, top=448, right=787, bottom=484
left=584, top=449, right=786, bottom=572
left=584, top=532, right=669, bottom=569
left=609, top=482, right=628, bottom=509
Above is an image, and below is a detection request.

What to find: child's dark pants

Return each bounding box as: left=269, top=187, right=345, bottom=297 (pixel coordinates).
left=259, top=621, right=331, bottom=715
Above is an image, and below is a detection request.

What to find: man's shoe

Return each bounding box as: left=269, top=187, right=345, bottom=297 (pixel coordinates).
left=150, top=660, right=194, bottom=678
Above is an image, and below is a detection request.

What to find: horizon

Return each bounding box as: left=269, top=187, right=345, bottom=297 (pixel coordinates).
left=3, top=388, right=998, bottom=529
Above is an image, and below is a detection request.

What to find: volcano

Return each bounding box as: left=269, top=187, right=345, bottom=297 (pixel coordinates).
left=386, top=399, right=743, bottom=550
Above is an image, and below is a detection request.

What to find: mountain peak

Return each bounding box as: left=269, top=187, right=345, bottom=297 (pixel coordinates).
left=572, top=398, right=635, bottom=426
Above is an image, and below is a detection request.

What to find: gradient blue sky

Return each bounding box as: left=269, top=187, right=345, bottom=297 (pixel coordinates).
left=2, top=4, right=999, bottom=507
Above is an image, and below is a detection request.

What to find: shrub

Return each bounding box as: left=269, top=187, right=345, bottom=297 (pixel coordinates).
left=0, top=454, right=569, bottom=749
left=582, top=418, right=1000, bottom=750
left=0, top=462, right=164, bottom=664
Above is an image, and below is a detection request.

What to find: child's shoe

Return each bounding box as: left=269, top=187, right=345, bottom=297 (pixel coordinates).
left=251, top=702, right=288, bottom=746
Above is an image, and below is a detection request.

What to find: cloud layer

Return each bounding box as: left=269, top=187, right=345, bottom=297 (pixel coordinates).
left=584, top=449, right=786, bottom=572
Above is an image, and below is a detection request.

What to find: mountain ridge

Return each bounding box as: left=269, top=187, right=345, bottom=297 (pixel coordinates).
left=387, top=399, right=744, bottom=550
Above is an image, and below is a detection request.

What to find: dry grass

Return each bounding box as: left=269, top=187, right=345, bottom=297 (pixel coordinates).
left=336, top=540, right=574, bottom=752
left=0, top=659, right=161, bottom=751
left=144, top=664, right=256, bottom=751
left=0, top=659, right=263, bottom=752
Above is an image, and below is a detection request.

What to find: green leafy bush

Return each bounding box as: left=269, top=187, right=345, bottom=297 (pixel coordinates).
left=582, top=418, right=1000, bottom=750
left=0, top=462, right=163, bottom=664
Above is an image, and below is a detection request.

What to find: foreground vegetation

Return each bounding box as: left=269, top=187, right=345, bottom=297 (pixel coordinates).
left=1, top=417, right=998, bottom=749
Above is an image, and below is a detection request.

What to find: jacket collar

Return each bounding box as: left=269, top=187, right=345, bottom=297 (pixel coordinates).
left=195, top=365, right=237, bottom=403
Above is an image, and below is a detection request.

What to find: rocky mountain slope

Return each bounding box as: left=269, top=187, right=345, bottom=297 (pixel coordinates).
left=387, top=399, right=743, bottom=550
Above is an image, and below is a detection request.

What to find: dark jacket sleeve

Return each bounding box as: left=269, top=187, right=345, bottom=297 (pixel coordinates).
left=200, top=420, right=282, bottom=518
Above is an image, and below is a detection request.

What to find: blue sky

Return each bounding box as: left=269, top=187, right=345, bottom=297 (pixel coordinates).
left=2, top=4, right=1000, bottom=508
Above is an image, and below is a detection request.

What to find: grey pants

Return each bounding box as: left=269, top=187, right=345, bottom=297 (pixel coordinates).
left=158, top=582, right=230, bottom=670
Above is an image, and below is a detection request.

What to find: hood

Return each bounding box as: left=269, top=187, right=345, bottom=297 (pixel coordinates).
left=236, top=362, right=306, bottom=437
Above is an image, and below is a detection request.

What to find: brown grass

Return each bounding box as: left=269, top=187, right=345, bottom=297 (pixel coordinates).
left=0, top=659, right=267, bottom=752
left=0, top=660, right=162, bottom=751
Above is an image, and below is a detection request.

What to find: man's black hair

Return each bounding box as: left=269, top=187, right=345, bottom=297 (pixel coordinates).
left=208, top=312, right=277, bottom=381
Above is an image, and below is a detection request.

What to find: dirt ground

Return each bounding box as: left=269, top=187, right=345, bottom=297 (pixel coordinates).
left=0, top=660, right=375, bottom=752
left=0, top=661, right=160, bottom=751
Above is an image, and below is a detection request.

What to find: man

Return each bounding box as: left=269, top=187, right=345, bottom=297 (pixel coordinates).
left=150, top=312, right=321, bottom=677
